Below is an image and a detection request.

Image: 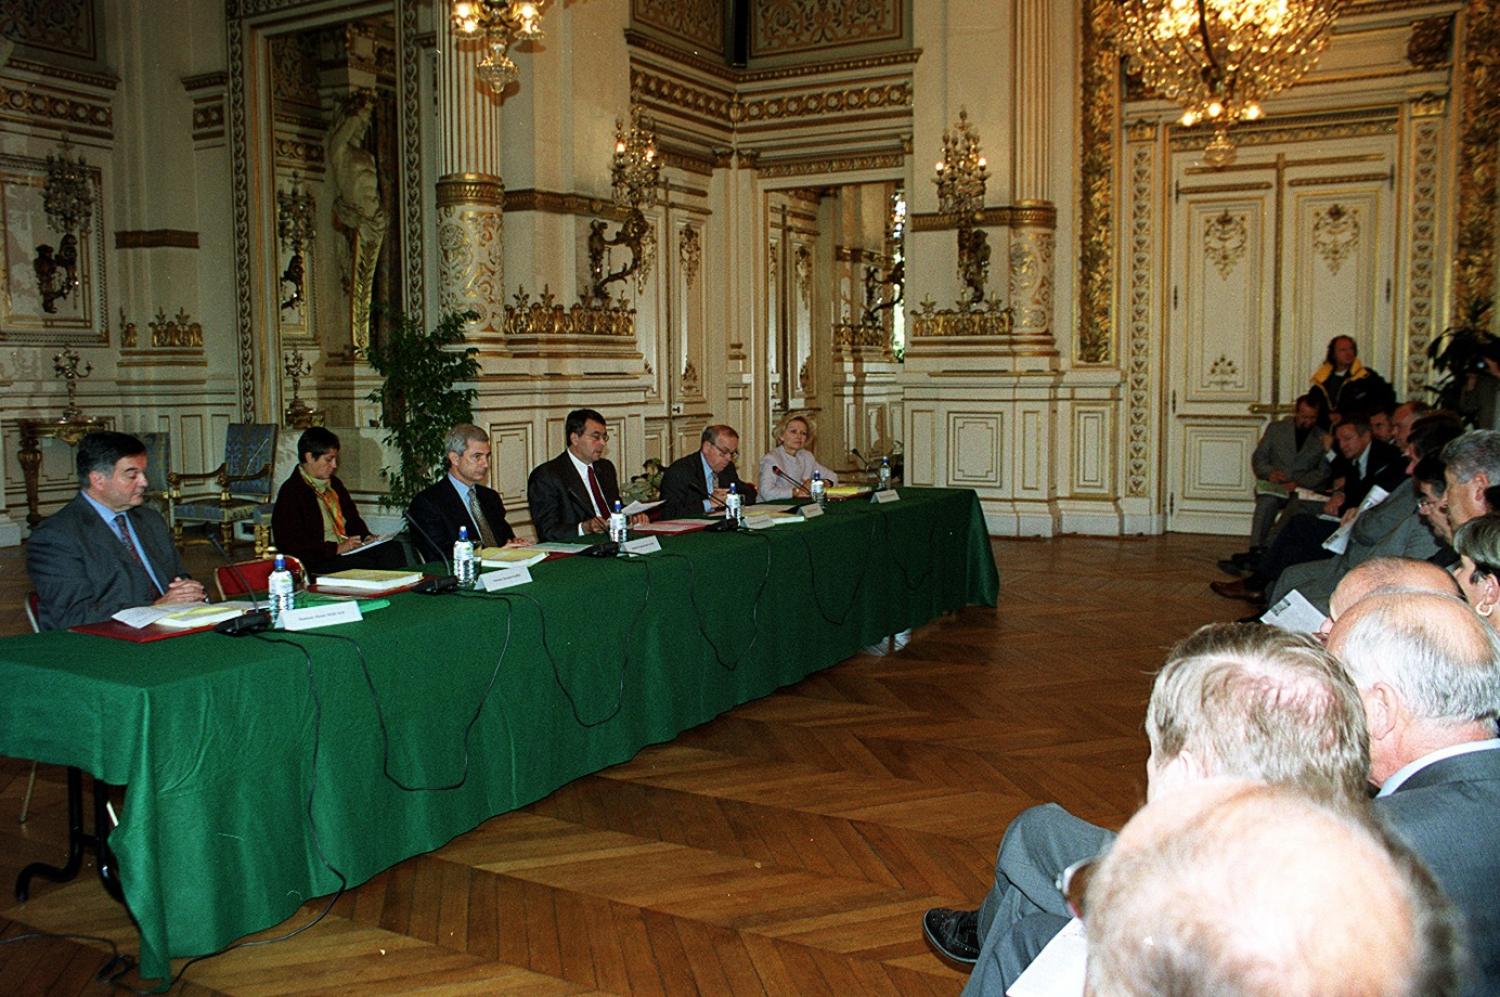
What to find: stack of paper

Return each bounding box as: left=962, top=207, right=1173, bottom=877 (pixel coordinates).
left=479, top=547, right=548, bottom=568
left=315, top=568, right=422, bottom=592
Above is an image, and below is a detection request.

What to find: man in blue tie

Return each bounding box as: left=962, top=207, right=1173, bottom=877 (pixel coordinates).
left=658, top=424, right=757, bottom=519
left=27, top=430, right=205, bottom=629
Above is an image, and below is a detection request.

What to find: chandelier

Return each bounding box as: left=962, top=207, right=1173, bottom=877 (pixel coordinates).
left=933, top=109, right=991, bottom=307
left=588, top=104, right=661, bottom=301
left=1111, top=0, right=1348, bottom=166
left=451, top=1, right=549, bottom=91
left=43, top=136, right=93, bottom=236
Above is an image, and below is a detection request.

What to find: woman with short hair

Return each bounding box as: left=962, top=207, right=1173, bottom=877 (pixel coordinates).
left=757, top=413, right=838, bottom=500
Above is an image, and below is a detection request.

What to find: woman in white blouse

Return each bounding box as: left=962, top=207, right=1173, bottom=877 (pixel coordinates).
left=758, top=413, right=838, bottom=499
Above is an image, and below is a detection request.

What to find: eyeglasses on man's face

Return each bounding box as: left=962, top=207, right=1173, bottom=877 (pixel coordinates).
left=711, top=442, right=739, bottom=460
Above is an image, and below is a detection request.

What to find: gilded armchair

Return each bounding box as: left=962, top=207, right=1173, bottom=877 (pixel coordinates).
left=167, top=423, right=279, bottom=548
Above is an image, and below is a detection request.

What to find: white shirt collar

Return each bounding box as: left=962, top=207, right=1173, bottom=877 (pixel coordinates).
left=1376, top=738, right=1500, bottom=796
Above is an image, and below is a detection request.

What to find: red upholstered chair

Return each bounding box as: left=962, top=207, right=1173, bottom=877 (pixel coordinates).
left=214, top=554, right=306, bottom=601
left=19, top=593, right=40, bottom=823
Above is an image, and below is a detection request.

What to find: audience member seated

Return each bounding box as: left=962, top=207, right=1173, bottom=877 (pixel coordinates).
left=1415, top=454, right=1459, bottom=562
left=526, top=408, right=643, bottom=540
left=1219, top=393, right=1330, bottom=575
left=270, top=427, right=406, bottom=575
left=1212, top=414, right=1405, bottom=605
left=407, top=423, right=524, bottom=560
left=923, top=623, right=1369, bottom=995
left=1451, top=515, right=1500, bottom=627
left=1392, top=399, right=1433, bottom=448
left=1083, top=780, right=1458, bottom=997
left=1310, top=334, right=1396, bottom=419
left=658, top=424, right=757, bottom=518
left=1368, top=400, right=1397, bottom=444
left=757, top=413, right=838, bottom=500
left=27, top=430, right=206, bottom=629
left=1313, top=554, right=1460, bottom=640
left=1442, top=429, right=1500, bottom=538
left=1268, top=412, right=1463, bottom=613
left=1327, top=591, right=1500, bottom=996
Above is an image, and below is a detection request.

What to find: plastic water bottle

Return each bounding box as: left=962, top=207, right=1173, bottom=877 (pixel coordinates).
left=453, top=525, right=475, bottom=588
left=609, top=499, right=628, bottom=543
left=810, top=470, right=826, bottom=508
left=726, top=482, right=743, bottom=524
left=268, top=554, right=295, bottom=628
left=878, top=456, right=892, bottom=491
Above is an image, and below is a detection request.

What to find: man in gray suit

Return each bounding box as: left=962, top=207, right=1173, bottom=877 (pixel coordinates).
left=1328, top=591, right=1500, bottom=997
left=1223, top=394, right=1330, bottom=572
left=26, top=430, right=204, bottom=630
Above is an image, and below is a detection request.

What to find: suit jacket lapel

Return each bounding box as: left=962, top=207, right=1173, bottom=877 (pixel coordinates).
left=559, top=454, right=595, bottom=515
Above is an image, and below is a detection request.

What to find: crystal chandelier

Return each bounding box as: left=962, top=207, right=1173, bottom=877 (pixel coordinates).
left=451, top=1, right=548, bottom=91
left=1111, top=0, right=1348, bottom=166
left=43, top=136, right=93, bottom=236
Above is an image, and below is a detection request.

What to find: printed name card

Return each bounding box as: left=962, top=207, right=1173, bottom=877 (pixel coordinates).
left=621, top=536, right=663, bottom=555
left=479, top=565, right=533, bottom=591
left=799, top=503, right=824, bottom=519
left=872, top=490, right=901, bottom=504
left=281, top=601, right=363, bottom=631
left=743, top=515, right=778, bottom=530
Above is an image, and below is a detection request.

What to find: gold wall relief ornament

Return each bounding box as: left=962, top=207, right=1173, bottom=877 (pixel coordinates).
left=1407, top=15, right=1454, bottom=70
left=1203, top=210, right=1249, bottom=280
left=1077, top=0, right=1118, bottom=365
left=1, top=0, right=96, bottom=60
left=1126, top=143, right=1156, bottom=498
left=680, top=359, right=701, bottom=396
left=119, top=306, right=136, bottom=348
left=794, top=243, right=812, bottom=306
left=833, top=320, right=894, bottom=355
left=52, top=345, right=92, bottom=420
left=738, top=81, right=912, bottom=123
left=909, top=296, right=1015, bottom=338
left=437, top=202, right=504, bottom=333
left=679, top=225, right=701, bottom=288
left=751, top=0, right=904, bottom=57
left=1454, top=0, right=1499, bottom=322
left=1008, top=228, right=1055, bottom=341
left=631, top=0, right=723, bottom=53
left=798, top=355, right=812, bottom=395
left=1404, top=115, right=1442, bottom=396
left=1206, top=354, right=1240, bottom=389
left=767, top=239, right=778, bottom=279
left=149, top=308, right=204, bottom=348
left=1312, top=203, right=1361, bottom=276
left=503, top=285, right=637, bottom=339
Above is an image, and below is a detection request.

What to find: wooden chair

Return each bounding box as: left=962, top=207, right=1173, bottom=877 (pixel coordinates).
left=137, top=430, right=173, bottom=517
left=167, top=423, right=278, bottom=548
left=214, top=554, right=306, bottom=601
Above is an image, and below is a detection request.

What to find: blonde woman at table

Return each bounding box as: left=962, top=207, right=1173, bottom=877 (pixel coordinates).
left=758, top=413, right=838, bottom=500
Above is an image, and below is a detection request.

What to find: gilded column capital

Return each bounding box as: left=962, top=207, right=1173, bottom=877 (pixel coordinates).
left=436, top=173, right=505, bottom=207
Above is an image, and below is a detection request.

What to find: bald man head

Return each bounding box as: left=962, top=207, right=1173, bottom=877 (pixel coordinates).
left=1326, top=556, right=1461, bottom=623
left=1084, top=780, right=1458, bottom=997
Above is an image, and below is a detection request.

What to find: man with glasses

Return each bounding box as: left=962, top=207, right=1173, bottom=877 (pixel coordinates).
left=527, top=408, right=640, bottom=541
left=658, top=423, right=756, bottom=519
left=408, top=423, right=527, bottom=559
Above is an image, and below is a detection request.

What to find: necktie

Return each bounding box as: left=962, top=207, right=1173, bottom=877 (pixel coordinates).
left=467, top=488, right=498, bottom=547
left=114, top=514, right=161, bottom=596
left=587, top=465, right=609, bottom=516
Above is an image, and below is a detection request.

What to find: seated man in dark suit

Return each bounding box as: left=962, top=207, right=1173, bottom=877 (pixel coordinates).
left=407, top=423, right=526, bottom=560
left=26, top=430, right=206, bottom=629
left=526, top=408, right=643, bottom=541
left=658, top=424, right=757, bottom=519
left=271, top=426, right=406, bottom=574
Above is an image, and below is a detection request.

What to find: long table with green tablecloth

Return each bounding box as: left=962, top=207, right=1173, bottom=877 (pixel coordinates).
left=0, top=487, right=998, bottom=982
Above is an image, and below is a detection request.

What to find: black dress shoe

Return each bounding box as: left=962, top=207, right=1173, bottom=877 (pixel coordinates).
left=923, top=907, right=980, bottom=964
left=1216, top=558, right=1249, bottom=576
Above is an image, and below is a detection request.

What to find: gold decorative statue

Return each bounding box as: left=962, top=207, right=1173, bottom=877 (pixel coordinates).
left=326, top=91, right=386, bottom=358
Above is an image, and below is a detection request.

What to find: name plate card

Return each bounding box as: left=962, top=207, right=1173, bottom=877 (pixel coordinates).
left=799, top=503, right=824, bottom=519
left=282, top=601, right=363, bottom=631
left=872, top=490, right=901, bottom=504
left=479, top=565, right=533, bottom=591
left=621, top=536, right=663, bottom=555
left=743, top=515, right=778, bottom=530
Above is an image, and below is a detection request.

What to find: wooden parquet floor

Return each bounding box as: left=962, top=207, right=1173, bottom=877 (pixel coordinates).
left=0, top=533, right=1244, bottom=995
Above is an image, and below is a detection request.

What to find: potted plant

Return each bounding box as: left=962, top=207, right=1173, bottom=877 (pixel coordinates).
left=366, top=309, right=480, bottom=509
left=1426, top=297, right=1496, bottom=419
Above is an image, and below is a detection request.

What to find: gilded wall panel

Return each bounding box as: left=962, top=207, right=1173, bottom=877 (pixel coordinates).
left=633, top=0, right=723, bottom=54
left=1125, top=137, right=1156, bottom=498
left=751, top=0, right=903, bottom=58
left=1454, top=0, right=1498, bottom=319
left=1404, top=111, right=1442, bottom=396
left=1185, top=201, right=1264, bottom=402
left=1, top=0, right=95, bottom=60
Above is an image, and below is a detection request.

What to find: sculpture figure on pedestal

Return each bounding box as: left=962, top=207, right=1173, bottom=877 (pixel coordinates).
left=327, top=91, right=387, bottom=357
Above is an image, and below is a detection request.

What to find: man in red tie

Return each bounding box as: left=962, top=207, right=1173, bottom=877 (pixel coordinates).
left=27, top=431, right=205, bottom=629
left=526, top=409, right=644, bottom=541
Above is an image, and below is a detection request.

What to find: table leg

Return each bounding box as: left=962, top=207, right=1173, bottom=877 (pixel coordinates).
left=15, top=766, right=125, bottom=905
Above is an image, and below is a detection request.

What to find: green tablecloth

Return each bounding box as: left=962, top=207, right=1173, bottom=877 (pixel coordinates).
left=0, top=487, right=997, bottom=982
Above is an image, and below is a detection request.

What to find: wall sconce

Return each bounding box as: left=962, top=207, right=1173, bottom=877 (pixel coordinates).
left=52, top=345, right=92, bottom=422
left=861, top=189, right=906, bottom=326
left=588, top=104, right=661, bottom=302
left=35, top=136, right=93, bottom=313
left=277, top=177, right=316, bottom=312
left=283, top=349, right=321, bottom=427
left=451, top=1, right=549, bottom=91
left=933, top=109, right=990, bottom=308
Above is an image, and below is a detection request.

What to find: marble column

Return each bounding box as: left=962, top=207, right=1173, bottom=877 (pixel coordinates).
left=1008, top=0, right=1056, bottom=355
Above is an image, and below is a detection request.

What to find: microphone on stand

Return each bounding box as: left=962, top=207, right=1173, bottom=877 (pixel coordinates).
left=402, top=511, right=460, bottom=595
left=770, top=465, right=805, bottom=492
left=205, top=535, right=272, bottom=636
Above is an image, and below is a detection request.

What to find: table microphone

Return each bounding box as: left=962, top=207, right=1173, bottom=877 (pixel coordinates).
left=402, top=512, right=460, bottom=594
left=205, top=535, right=272, bottom=636
left=770, top=465, right=804, bottom=491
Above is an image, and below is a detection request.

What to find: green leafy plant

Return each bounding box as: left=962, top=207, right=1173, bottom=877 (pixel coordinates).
left=1426, top=297, right=1496, bottom=416
left=365, top=309, right=480, bottom=509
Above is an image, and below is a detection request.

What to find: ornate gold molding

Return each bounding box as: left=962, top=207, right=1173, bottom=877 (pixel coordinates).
left=148, top=308, right=205, bottom=348
left=182, top=71, right=228, bottom=92
left=1407, top=15, right=1454, bottom=70
left=910, top=203, right=1058, bottom=232
left=436, top=173, right=504, bottom=207
left=1169, top=110, right=1398, bottom=152
left=115, top=230, right=200, bottom=249
left=833, top=321, right=894, bottom=356
left=909, top=298, right=1016, bottom=338
left=739, top=82, right=911, bottom=124
left=1077, top=0, right=1116, bottom=364
left=503, top=286, right=637, bottom=340
left=624, top=28, right=921, bottom=84
left=6, top=58, right=116, bottom=89
left=504, top=187, right=630, bottom=221
left=0, top=81, right=112, bottom=135
left=1125, top=142, right=1155, bottom=498
left=754, top=151, right=902, bottom=179
left=1405, top=111, right=1442, bottom=396
left=1454, top=0, right=1499, bottom=319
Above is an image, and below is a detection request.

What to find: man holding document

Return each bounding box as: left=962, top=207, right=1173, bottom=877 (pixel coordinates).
left=658, top=424, right=756, bottom=518
left=27, top=430, right=205, bottom=629
left=407, top=423, right=527, bottom=560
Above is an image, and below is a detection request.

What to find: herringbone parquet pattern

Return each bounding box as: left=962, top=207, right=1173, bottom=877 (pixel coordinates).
left=0, top=533, right=1243, bottom=994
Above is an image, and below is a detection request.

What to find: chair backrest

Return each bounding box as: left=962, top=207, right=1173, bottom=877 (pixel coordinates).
left=214, top=555, right=305, bottom=601
left=24, top=592, right=41, bottom=634
left=138, top=430, right=172, bottom=511
left=224, top=423, right=279, bottom=501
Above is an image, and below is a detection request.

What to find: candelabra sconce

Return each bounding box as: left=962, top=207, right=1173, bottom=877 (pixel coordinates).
left=933, top=109, right=990, bottom=308
left=35, top=136, right=94, bottom=313
left=588, top=104, right=661, bottom=303
left=282, top=349, right=323, bottom=428
left=451, top=1, right=549, bottom=92
left=53, top=345, right=93, bottom=422
left=277, top=178, right=316, bottom=313
left=860, top=189, right=907, bottom=326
